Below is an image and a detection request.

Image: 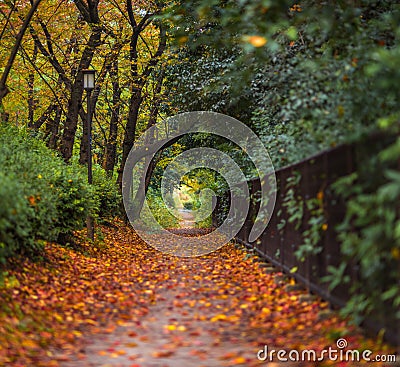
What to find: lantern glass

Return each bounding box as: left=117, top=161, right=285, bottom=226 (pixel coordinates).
left=83, top=70, right=95, bottom=90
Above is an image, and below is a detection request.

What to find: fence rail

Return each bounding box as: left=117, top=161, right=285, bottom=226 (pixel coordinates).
left=213, top=133, right=399, bottom=346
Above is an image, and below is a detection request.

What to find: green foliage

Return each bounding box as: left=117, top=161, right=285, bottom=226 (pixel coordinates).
left=279, top=172, right=325, bottom=262
left=183, top=202, right=194, bottom=210
left=194, top=215, right=212, bottom=229
left=329, top=131, right=400, bottom=326
left=51, top=167, right=93, bottom=240
left=146, top=189, right=179, bottom=229
left=296, top=197, right=325, bottom=261
left=164, top=0, right=291, bottom=56
left=282, top=172, right=303, bottom=231
left=166, top=1, right=400, bottom=169
left=0, top=124, right=93, bottom=261
left=0, top=172, right=36, bottom=261
left=92, top=165, right=122, bottom=221
left=165, top=47, right=253, bottom=121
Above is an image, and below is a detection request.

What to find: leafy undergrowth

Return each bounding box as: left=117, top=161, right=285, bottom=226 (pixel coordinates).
left=0, top=220, right=396, bottom=366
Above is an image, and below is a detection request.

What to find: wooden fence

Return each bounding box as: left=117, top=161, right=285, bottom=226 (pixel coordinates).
left=212, top=133, right=399, bottom=346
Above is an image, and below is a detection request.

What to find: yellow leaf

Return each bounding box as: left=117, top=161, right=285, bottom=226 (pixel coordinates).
left=54, top=314, right=63, bottom=322
left=247, top=35, right=267, bottom=47
left=232, top=356, right=246, bottom=364
left=178, top=36, right=188, bottom=44
left=22, top=339, right=38, bottom=349
left=261, top=307, right=271, bottom=315
left=391, top=247, right=400, bottom=260
left=210, top=314, right=227, bottom=322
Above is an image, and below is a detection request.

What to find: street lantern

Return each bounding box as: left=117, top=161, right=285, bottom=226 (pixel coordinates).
left=83, top=69, right=95, bottom=90
left=82, top=69, right=96, bottom=241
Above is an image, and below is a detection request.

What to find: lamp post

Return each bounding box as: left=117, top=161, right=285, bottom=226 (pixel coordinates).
left=83, top=69, right=96, bottom=241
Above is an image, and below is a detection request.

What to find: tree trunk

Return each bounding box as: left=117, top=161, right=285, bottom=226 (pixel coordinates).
left=60, top=27, right=102, bottom=162
left=45, top=105, right=61, bottom=149
left=127, top=68, right=164, bottom=220
left=60, top=81, right=83, bottom=161
left=103, top=59, right=121, bottom=175
left=117, top=89, right=142, bottom=186
left=27, top=44, right=38, bottom=128
left=32, top=103, right=56, bottom=131
left=117, top=22, right=166, bottom=186
left=130, top=154, right=158, bottom=220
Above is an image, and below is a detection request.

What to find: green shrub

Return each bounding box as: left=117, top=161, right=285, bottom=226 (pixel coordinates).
left=92, top=165, right=122, bottom=221
left=0, top=172, right=36, bottom=261
left=0, top=123, right=93, bottom=260
left=328, top=132, right=400, bottom=329
left=51, top=167, right=92, bottom=239
left=146, top=190, right=179, bottom=228
left=194, top=215, right=212, bottom=229
left=183, top=202, right=193, bottom=210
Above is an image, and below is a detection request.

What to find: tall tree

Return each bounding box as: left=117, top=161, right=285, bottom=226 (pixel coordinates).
left=0, top=0, right=42, bottom=111
left=117, top=0, right=167, bottom=186
left=59, top=0, right=103, bottom=162
left=102, top=57, right=121, bottom=175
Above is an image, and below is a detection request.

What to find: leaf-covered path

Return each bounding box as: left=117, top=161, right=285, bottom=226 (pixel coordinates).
left=0, top=222, right=395, bottom=366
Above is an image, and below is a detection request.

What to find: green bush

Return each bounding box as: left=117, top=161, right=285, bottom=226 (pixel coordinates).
left=329, top=132, right=400, bottom=329
left=92, top=165, right=122, bottom=221
left=52, top=167, right=93, bottom=239
left=0, top=123, right=93, bottom=261
left=182, top=202, right=193, bottom=210
left=146, top=189, right=179, bottom=228
left=0, top=172, right=36, bottom=260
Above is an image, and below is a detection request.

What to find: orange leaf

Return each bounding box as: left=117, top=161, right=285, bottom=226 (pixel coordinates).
left=152, top=350, right=174, bottom=358
left=232, top=356, right=247, bottom=364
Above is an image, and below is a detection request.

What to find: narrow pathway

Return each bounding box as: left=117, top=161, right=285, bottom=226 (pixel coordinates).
left=54, top=228, right=385, bottom=367
left=177, top=208, right=196, bottom=228
left=1, top=222, right=394, bottom=366
left=58, top=255, right=282, bottom=367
